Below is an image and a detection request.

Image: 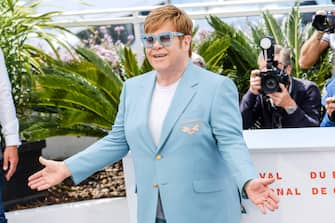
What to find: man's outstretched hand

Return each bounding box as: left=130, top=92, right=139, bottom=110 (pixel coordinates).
left=28, top=157, right=71, bottom=191
left=245, top=178, right=279, bottom=214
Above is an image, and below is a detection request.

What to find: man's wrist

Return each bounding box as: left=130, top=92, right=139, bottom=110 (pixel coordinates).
left=285, top=104, right=298, bottom=115
left=242, top=179, right=253, bottom=199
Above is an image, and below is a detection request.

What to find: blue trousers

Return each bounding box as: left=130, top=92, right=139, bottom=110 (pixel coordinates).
left=0, top=175, right=7, bottom=223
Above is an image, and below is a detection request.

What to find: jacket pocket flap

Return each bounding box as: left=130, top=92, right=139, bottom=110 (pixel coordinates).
left=193, top=179, right=226, bottom=193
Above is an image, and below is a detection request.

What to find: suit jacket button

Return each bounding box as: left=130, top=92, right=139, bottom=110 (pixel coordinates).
left=153, top=183, right=159, bottom=188
left=155, top=155, right=162, bottom=160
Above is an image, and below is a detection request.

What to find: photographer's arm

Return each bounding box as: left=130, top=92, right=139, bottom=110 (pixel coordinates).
left=240, top=70, right=262, bottom=129
left=268, top=84, right=297, bottom=112
left=299, top=31, right=329, bottom=69
left=270, top=84, right=321, bottom=127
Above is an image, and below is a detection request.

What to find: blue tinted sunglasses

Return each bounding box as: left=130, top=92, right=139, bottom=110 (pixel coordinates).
left=141, top=32, right=184, bottom=48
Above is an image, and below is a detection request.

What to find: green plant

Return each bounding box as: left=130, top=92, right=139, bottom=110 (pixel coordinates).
left=197, top=15, right=257, bottom=95
left=22, top=46, right=151, bottom=140
left=0, top=0, right=74, bottom=127
left=197, top=3, right=332, bottom=94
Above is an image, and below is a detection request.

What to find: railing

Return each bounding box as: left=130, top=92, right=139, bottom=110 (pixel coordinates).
left=51, top=1, right=335, bottom=27
left=48, top=1, right=335, bottom=59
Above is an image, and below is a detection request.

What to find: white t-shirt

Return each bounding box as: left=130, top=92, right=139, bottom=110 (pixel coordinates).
left=148, top=78, right=180, bottom=220
left=149, top=79, right=180, bottom=146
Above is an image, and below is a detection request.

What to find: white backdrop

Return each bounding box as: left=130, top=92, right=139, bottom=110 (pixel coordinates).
left=123, top=127, right=335, bottom=223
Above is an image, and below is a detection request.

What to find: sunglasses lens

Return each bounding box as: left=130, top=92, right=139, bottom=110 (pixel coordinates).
left=142, top=32, right=183, bottom=48
left=159, top=33, right=172, bottom=46
left=143, top=35, right=155, bottom=47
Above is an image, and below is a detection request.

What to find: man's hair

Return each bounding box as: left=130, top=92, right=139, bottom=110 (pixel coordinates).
left=144, top=5, right=193, bottom=57
left=191, top=52, right=206, bottom=68
left=279, top=47, right=291, bottom=67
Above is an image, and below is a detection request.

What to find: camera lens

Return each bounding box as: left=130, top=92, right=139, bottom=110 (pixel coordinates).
left=312, top=14, right=329, bottom=32
left=263, top=76, right=279, bottom=93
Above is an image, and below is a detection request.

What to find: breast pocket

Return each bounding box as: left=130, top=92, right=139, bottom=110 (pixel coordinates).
left=179, top=119, right=202, bottom=135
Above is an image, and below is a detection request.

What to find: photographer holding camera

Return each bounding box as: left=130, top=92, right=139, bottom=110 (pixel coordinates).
left=300, top=10, right=335, bottom=127
left=240, top=42, right=321, bottom=129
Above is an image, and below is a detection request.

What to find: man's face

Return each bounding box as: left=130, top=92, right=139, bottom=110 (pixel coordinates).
left=143, top=22, right=191, bottom=73
left=258, top=54, right=290, bottom=75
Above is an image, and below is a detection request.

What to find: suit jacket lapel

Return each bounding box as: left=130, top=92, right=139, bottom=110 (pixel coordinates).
left=156, top=62, right=199, bottom=153
left=138, top=71, right=157, bottom=153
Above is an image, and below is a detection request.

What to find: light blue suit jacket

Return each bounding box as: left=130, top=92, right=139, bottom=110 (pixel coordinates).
left=65, top=61, right=258, bottom=223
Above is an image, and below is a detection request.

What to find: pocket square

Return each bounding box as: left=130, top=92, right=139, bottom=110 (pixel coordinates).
left=181, top=123, right=200, bottom=135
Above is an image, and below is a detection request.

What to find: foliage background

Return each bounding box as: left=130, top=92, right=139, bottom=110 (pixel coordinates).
left=1, top=1, right=331, bottom=140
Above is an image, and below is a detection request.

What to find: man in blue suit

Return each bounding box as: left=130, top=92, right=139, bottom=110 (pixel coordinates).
left=28, top=5, right=279, bottom=223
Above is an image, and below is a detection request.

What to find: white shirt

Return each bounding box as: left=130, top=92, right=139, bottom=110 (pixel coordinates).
left=148, top=78, right=180, bottom=220
left=149, top=79, right=180, bottom=146
left=322, top=33, right=335, bottom=76
left=0, top=49, right=20, bottom=146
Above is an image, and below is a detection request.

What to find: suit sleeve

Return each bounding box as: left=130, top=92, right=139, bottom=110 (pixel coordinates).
left=285, top=84, right=321, bottom=127
left=211, top=77, right=258, bottom=192
left=65, top=82, right=129, bottom=184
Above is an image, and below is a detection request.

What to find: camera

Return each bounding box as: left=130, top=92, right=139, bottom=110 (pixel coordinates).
left=312, top=12, right=335, bottom=33
left=259, top=36, right=289, bottom=94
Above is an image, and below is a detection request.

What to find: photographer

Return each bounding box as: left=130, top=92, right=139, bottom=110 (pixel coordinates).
left=240, top=45, right=321, bottom=129
left=320, top=78, right=335, bottom=126
left=299, top=10, right=335, bottom=70
left=300, top=10, right=335, bottom=127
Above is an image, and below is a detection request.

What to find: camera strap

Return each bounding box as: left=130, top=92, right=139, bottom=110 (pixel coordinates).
left=261, top=95, right=284, bottom=128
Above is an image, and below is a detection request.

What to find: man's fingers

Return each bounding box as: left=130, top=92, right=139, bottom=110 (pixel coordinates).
left=2, top=156, right=8, bottom=171
left=264, top=197, right=279, bottom=211
left=269, top=190, right=280, bottom=203
left=5, top=167, right=16, bottom=181
left=261, top=178, right=275, bottom=186
left=30, top=179, right=49, bottom=191
left=28, top=170, right=43, bottom=182
left=257, top=204, right=266, bottom=215
left=37, top=184, right=51, bottom=191
left=251, top=70, right=260, bottom=77
left=39, top=156, right=49, bottom=166
left=28, top=176, right=46, bottom=189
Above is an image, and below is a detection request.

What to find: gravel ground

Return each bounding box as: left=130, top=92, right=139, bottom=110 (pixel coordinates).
left=8, top=160, right=126, bottom=211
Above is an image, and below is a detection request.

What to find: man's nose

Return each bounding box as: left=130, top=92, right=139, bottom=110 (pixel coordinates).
left=152, top=39, right=162, bottom=48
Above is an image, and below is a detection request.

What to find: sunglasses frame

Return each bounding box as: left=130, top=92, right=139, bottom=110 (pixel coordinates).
left=141, top=32, right=184, bottom=48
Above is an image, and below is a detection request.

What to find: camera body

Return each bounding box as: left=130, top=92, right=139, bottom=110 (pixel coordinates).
left=260, top=66, right=289, bottom=94
left=312, top=12, right=335, bottom=33
left=259, top=36, right=290, bottom=94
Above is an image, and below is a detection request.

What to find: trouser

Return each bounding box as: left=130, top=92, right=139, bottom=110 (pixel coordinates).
left=0, top=175, right=7, bottom=223
left=156, top=218, right=167, bottom=223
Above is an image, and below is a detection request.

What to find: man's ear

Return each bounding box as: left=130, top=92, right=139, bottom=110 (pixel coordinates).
left=183, top=35, right=192, bottom=51
left=286, top=65, right=292, bottom=75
